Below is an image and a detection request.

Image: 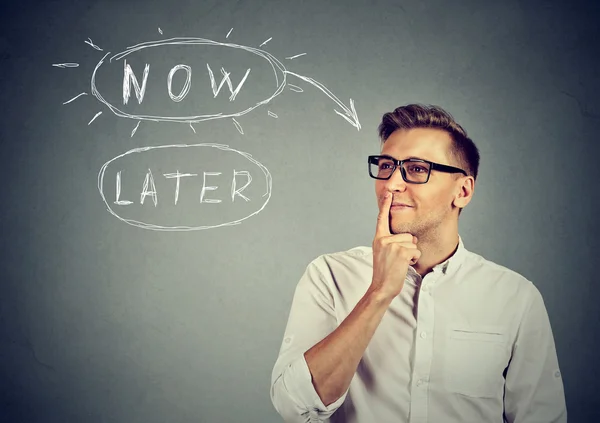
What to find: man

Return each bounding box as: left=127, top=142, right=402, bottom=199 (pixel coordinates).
left=270, top=104, right=567, bottom=423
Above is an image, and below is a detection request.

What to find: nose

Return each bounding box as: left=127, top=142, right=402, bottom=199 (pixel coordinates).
left=383, top=166, right=408, bottom=192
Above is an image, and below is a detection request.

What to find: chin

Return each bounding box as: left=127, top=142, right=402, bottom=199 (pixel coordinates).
left=391, top=223, right=413, bottom=234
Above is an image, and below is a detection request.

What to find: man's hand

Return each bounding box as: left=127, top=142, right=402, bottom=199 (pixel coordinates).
left=370, top=192, right=421, bottom=299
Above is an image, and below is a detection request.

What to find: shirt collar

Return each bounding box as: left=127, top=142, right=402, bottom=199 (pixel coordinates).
left=401, top=234, right=468, bottom=284
left=435, top=234, right=466, bottom=276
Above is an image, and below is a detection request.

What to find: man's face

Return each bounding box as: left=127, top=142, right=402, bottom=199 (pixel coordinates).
left=375, top=127, right=462, bottom=239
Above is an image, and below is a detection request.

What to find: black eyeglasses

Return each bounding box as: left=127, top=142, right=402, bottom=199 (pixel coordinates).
left=368, top=155, right=467, bottom=184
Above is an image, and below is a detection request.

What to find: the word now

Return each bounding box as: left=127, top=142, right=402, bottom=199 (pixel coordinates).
left=123, top=61, right=251, bottom=105
left=114, top=169, right=252, bottom=206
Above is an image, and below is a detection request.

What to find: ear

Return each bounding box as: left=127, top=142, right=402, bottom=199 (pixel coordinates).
left=453, top=176, right=475, bottom=208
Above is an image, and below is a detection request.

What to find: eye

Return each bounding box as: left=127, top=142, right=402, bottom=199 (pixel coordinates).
left=378, top=160, right=394, bottom=169
left=408, top=165, right=427, bottom=173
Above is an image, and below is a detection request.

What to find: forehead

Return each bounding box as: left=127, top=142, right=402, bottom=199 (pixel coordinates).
left=380, top=127, right=453, bottom=162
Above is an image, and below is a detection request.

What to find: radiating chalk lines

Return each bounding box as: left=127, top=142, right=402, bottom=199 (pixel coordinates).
left=54, top=30, right=361, bottom=133
left=52, top=63, right=79, bottom=68
left=88, top=111, right=102, bottom=125
left=84, top=38, right=103, bottom=51
left=285, top=53, right=306, bottom=60
left=131, top=121, right=141, bottom=137
left=63, top=92, right=87, bottom=104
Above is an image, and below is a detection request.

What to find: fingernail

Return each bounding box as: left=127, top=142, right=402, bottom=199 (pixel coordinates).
left=384, top=192, right=390, bottom=198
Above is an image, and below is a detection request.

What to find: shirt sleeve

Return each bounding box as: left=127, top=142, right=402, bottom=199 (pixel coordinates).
left=270, top=257, right=349, bottom=423
left=503, top=283, right=567, bottom=423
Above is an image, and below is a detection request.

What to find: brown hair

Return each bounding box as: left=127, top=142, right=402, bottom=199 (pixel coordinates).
left=377, top=104, right=480, bottom=181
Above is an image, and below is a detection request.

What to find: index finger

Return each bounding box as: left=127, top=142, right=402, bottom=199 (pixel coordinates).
left=375, top=192, right=392, bottom=238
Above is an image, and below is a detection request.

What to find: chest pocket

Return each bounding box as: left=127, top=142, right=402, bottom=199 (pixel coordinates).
left=442, top=325, right=510, bottom=398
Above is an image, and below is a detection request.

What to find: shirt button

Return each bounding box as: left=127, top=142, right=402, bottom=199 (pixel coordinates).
left=422, top=285, right=428, bottom=292
left=420, top=331, right=427, bottom=339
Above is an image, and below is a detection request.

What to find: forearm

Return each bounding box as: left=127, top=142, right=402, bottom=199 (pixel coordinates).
left=304, top=287, right=394, bottom=406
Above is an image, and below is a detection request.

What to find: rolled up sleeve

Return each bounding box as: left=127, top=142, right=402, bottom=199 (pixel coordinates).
left=270, top=259, right=349, bottom=422
left=503, top=284, right=567, bottom=423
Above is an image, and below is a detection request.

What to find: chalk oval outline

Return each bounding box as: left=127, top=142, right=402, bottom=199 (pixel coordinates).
left=90, top=37, right=288, bottom=123
left=97, top=143, right=273, bottom=231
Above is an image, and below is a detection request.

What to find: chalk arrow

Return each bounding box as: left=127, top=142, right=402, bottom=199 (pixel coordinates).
left=284, top=71, right=361, bottom=131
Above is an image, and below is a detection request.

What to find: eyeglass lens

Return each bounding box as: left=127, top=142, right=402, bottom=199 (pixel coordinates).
left=370, top=157, right=431, bottom=182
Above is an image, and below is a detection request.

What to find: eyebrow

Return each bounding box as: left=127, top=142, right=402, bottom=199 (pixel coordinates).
left=380, top=154, right=428, bottom=161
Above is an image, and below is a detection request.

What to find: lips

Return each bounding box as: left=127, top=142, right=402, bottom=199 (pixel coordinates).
left=392, top=203, right=412, bottom=207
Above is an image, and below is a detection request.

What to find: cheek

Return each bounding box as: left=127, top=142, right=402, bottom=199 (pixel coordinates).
left=433, top=191, right=455, bottom=211
left=375, top=184, right=385, bottom=203
left=420, top=189, right=451, bottom=211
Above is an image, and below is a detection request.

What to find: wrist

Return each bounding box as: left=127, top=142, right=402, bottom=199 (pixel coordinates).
left=365, top=285, right=396, bottom=305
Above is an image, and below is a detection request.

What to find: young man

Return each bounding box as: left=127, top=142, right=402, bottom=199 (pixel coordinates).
left=270, top=104, right=567, bottom=423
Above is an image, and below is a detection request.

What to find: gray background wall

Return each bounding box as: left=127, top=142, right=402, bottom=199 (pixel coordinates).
left=1, top=0, right=599, bottom=422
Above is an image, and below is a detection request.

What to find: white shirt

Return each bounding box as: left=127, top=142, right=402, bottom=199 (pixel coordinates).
left=270, top=235, right=567, bottom=423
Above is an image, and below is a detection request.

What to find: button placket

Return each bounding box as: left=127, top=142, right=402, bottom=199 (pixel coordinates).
left=411, top=275, right=434, bottom=422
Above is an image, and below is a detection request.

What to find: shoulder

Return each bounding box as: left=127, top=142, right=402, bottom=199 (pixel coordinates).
left=309, top=245, right=373, bottom=272
left=302, top=246, right=373, bottom=294
left=461, top=249, right=541, bottom=298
